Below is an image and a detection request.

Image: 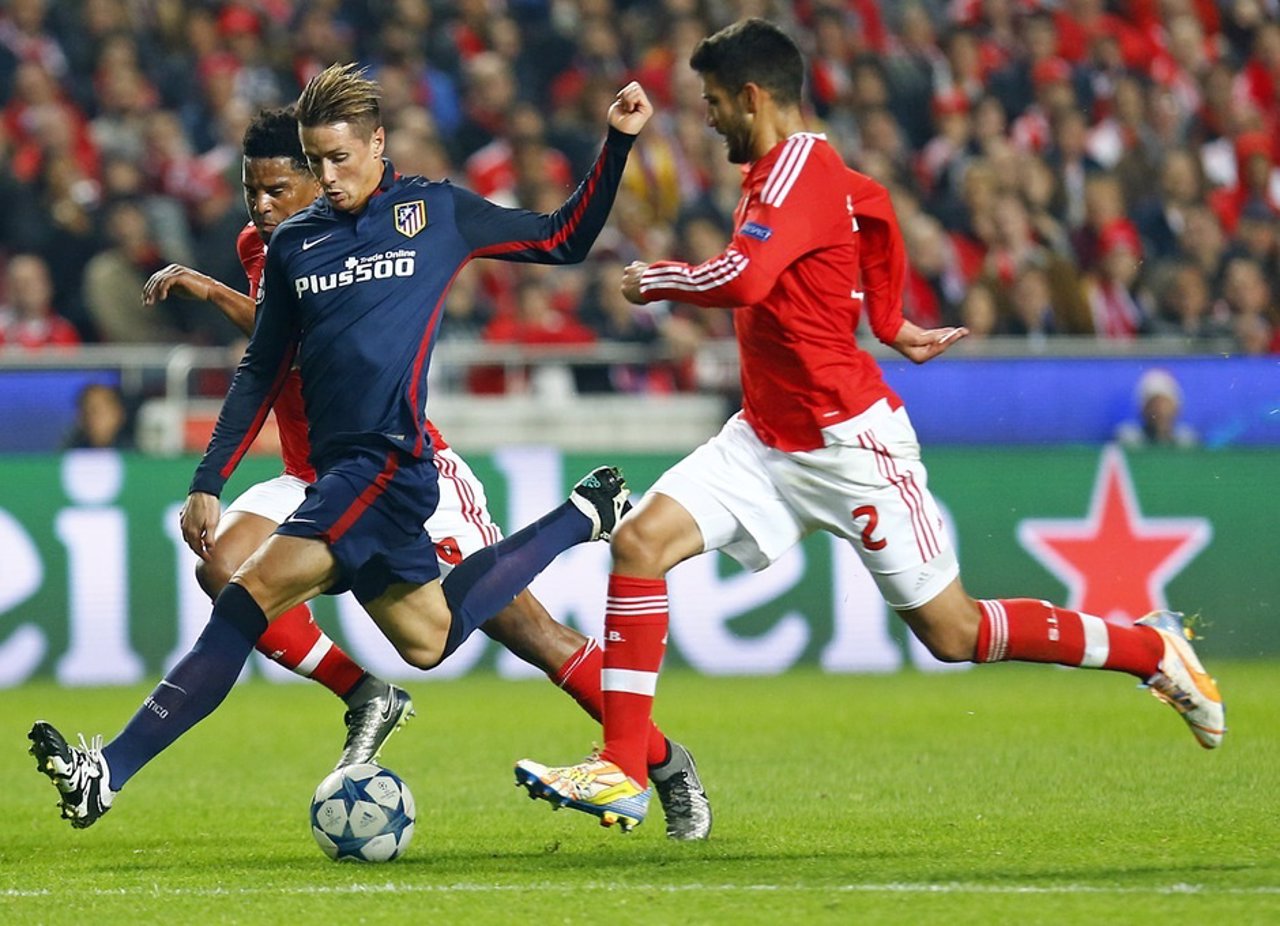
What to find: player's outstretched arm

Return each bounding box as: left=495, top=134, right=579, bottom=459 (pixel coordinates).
left=889, top=318, right=969, bottom=365
left=142, top=264, right=257, bottom=336
left=455, top=82, right=650, bottom=266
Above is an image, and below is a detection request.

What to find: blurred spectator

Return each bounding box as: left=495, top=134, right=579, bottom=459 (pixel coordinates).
left=981, top=192, right=1091, bottom=333
left=577, top=257, right=679, bottom=394
left=1176, top=204, right=1230, bottom=286
left=1221, top=256, right=1280, bottom=352
left=1016, top=153, right=1072, bottom=256
left=883, top=4, right=943, bottom=149
left=3, top=61, right=97, bottom=184
left=1114, top=369, right=1199, bottom=449
left=1208, top=131, right=1280, bottom=236
left=87, top=35, right=158, bottom=164
left=1234, top=311, right=1279, bottom=355
left=1073, top=172, right=1129, bottom=267
left=0, top=0, right=69, bottom=100
left=1044, top=108, right=1103, bottom=229
left=1149, top=262, right=1234, bottom=341
left=959, top=280, right=999, bottom=339
left=1011, top=56, right=1076, bottom=156
left=1133, top=148, right=1206, bottom=263
left=1006, top=264, right=1061, bottom=343
left=480, top=273, right=596, bottom=398
left=0, top=252, right=79, bottom=348
left=1083, top=219, right=1153, bottom=338
left=902, top=211, right=968, bottom=328
left=807, top=7, right=858, bottom=119
left=1229, top=201, right=1280, bottom=282
left=916, top=89, right=972, bottom=201
left=82, top=200, right=180, bottom=343
left=61, top=381, right=132, bottom=450
left=453, top=51, right=518, bottom=161
left=465, top=102, right=572, bottom=207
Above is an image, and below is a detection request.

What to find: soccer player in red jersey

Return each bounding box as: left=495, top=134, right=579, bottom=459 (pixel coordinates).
left=516, top=19, right=1224, bottom=833
left=136, top=106, right=710, bottom=837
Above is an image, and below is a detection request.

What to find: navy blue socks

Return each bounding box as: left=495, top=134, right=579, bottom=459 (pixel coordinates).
left=103, top=583, right=267, bottom=789
left=440, top=500, right=591, bottom=660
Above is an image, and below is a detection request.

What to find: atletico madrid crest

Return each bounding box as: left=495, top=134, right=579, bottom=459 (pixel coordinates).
left=394, top=200, right=426, bottom=238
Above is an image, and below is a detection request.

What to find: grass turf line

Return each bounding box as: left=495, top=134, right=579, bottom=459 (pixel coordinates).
left=3, top=663, right=1278, bottom=925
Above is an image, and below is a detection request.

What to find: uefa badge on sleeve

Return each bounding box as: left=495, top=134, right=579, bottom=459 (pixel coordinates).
left=394, top=200, right=426, bottom=238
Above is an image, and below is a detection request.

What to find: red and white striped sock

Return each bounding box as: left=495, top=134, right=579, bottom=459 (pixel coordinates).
left=975, top=598, right=1164, bottom=679
left=255, top=603, right=366, bottom=698
left=599, top=575, right=669, bottom=785
left=550, top=638, right=670, bottom=768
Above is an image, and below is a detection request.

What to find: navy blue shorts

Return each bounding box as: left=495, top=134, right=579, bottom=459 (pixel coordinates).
left=276, top=445, right=440, bottom=603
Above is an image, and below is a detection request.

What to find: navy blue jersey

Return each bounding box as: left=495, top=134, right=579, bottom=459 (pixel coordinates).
left=191, top=128, right=635, bottom=497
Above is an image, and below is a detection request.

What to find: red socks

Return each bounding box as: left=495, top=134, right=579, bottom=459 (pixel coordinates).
left=550, top=638, right=669, bottom=768
left=976, top=598, right=1164, bottom=679
left=255, top=603, right=366, bottom=698
left=598, top=575, right=669, bottom=784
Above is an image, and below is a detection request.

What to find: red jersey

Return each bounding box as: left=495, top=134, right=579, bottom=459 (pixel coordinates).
left=637, top=134, right=906, bottom=452
left=235, top=225, right=447, bottom=482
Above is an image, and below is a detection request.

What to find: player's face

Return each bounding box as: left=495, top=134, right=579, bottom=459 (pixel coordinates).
left=242, top=157, right=322, bottom=242
left=701, top=73, right=753, bottom=164
left=300, top=121, right=386, bottom=214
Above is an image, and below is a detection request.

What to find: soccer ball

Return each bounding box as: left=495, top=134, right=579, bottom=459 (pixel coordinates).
left=310, top=763, right=416, bottom=862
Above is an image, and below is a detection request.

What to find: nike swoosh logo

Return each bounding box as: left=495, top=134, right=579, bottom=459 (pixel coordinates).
left=301, top=234, right=333, bottom=251
left=159, top=680, right=188, bottom=695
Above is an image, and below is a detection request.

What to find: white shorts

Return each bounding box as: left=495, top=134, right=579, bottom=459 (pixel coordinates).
left=648, top=401, right=958, bottom=610
left=224, top=473, right=310, bottom=523
left=222, top=448, right=504, bottom=576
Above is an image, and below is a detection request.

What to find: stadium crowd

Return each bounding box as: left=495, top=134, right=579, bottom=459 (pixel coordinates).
left=0, top=0, right=1278, bottom=393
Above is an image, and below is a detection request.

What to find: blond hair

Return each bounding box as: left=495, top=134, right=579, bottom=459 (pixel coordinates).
left=296, top=63, right=381, bottom=137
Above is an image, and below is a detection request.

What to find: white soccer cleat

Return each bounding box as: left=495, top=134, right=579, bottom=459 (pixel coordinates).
left=1138, top=611, right=1225, bottom=749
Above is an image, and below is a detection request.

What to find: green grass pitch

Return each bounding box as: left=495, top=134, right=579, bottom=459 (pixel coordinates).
left=4, top=663, right=1278, bottom=925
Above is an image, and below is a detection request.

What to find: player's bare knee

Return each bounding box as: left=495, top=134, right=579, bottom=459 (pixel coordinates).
left=609, top=516, right=665, bottom=575
left=195, top=557, right=234, bottom=600
left=397, top=640, right=445, bottom=671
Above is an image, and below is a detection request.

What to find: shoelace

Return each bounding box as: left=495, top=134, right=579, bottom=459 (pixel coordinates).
left=56, top=734, right=105, bottom=804
left=73, top=734, right=105, bottom=777
left=560, top=762, right=610, bottom=787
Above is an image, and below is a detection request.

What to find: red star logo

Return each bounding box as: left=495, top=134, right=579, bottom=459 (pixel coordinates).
left=1017, top=447, right=1211, bottom=622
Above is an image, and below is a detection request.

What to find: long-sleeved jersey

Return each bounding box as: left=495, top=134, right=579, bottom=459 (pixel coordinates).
left=192, top=128, right=634, bottom=497
left=234, top=225, right=449, bottom=483
left=637, top=133, right=907, bottom=452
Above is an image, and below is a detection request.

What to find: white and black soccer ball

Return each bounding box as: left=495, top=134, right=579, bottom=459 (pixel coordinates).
left=310, top=763, right=416, bottom=862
